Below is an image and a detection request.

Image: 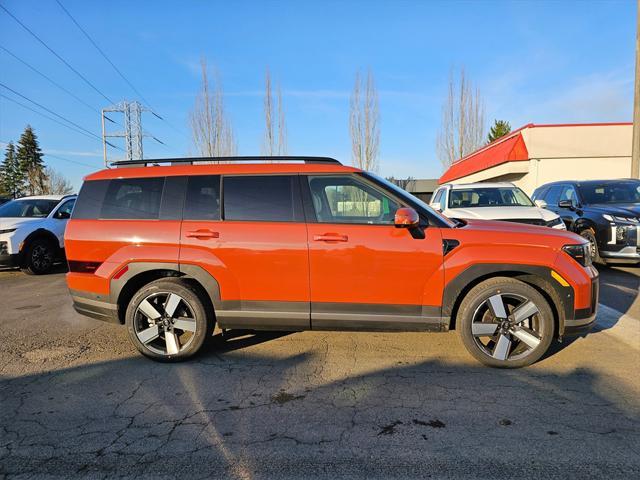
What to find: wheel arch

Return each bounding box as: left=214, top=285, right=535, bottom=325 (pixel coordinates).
left=21, top=228, right=60, bottom=253
left=444, top=264, right=572, bottom=337
left=110, top=262, right=221, bottom=324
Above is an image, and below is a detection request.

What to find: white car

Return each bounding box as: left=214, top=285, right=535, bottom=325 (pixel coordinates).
left=430, top=182, right=566, bottom=229
left=0, top=194, right=76, bottom=274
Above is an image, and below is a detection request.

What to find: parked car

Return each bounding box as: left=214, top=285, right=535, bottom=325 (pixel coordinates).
left=430, top=182, right=565, bottom=229
left=0, top=194, right=77, bottom=274
left=532, top=179, right=640, bottom=264
left=0, top=197, right=11, bottom=206
left=66, top=157, right=598, bottom=368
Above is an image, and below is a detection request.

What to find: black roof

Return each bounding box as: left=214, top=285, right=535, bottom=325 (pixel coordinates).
left=537, top=178, right=640, bottom=188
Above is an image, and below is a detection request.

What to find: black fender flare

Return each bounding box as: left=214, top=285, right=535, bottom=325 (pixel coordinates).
left=109, top=262, right=221, bottom=323
left=442, top=264, right=574, bottom=336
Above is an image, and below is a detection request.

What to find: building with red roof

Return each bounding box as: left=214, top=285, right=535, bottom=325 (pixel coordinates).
left=438, top=123, right=633, bottom=194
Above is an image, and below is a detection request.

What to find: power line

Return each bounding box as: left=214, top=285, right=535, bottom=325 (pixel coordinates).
left=53, top=0, right=189, bottom=141
left=54, top=0, right=151, bottom=107
left=0, top=44, right=99, bottom=114
left=43, top=152, right=101, bottom=169
left=0, top=87, right=122, bottom=150
left=0, top=93, right=100, bottom=142
left=0, top=3, right=115, bottom=105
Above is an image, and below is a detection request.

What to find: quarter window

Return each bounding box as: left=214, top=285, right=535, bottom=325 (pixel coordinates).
left=223, top=175, right=297, bottom=222
left=307, top=175, right=401, bottom=224
left=184, top=175, right=220, bottom=220
left=100, top=177, right=165, bottom=219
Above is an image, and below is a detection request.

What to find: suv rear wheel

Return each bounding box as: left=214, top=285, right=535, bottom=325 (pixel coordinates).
left=21, top=238, right=55, bottom=275
left=457, top=277, right=554, bottom=368
left=125, top=278, right=214, bottom=362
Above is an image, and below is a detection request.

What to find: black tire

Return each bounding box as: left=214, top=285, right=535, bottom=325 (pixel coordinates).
left=579, top=228, right=604, bottom=265
left=125, top=278, right=214, bottom=362
left=457, top=277, right=555, bottom=368
left=21, top=238, right=55, bottom=275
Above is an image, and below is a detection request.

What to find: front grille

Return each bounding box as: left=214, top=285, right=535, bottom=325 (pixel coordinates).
left=0, top=241, right=7, bottom=255
left=500, top=218, right=546, bottom=226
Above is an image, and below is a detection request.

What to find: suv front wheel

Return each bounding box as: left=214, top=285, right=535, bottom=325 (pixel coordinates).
left=21, top=238, right=55, bottom=275
left=457, top=277, right=555, bottom=368
left=125, top=278, right=214, bottom=361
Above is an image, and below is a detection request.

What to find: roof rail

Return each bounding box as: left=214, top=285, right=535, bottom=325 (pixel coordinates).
left=110, top=156, right=342, bottom=168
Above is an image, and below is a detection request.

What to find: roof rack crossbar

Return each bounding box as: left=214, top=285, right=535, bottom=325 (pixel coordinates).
left=111, top=156, right=342, bottom=167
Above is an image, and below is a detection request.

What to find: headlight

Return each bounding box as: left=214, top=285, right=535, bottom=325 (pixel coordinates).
left=562, top=243, right=592, bottom=267
left=0, top=228, right=16, bottom=235
left=603, top=214, right=639, bottom=224
left=546, top=217, right=565, bottom=228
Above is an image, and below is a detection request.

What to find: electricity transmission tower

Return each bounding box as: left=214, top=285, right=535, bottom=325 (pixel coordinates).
left=101, top=100, right=163, bottom=166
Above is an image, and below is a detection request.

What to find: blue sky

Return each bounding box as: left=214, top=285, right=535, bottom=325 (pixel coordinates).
left=0, top=0, right=636, bottom=190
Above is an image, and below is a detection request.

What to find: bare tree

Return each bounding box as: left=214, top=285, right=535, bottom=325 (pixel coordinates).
left=350, top=69, right=380, bottom=172
left=262, top=68, right=287, bottom=156
left=43, top=167, right=73, bottom=195
left=436, top=67, right=485, bottom=169
left=189, top=58, right=237, bottom=157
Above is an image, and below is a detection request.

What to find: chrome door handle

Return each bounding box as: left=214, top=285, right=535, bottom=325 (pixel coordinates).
left=313, top=234, right=348, bottom=242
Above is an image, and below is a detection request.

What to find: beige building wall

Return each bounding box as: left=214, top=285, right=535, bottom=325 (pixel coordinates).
left=445, top=124, right=632, bottom=196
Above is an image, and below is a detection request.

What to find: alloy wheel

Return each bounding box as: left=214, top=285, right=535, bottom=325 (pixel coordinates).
left=133, top=292, right=197, bottom=356
left=471, top=293, right=543, bottom=362
left=31, top=244, right=53, bottom=271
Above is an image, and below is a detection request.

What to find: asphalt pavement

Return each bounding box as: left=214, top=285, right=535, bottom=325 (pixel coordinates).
left=0, top=266, right=639, bottom=479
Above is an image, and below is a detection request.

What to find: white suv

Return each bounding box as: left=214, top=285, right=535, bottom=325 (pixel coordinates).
left=430, top=183, right=565, bottom=229
left=0, top=195, right=76, bottom=274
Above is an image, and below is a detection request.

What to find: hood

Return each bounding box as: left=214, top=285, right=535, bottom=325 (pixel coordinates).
left=0, top=217, right=44, bottom=231
left=585, top=203, right=640, bottom=218
left=445, top=206, right=558, bottom=221
left=460, top=218, right=582, bottom=241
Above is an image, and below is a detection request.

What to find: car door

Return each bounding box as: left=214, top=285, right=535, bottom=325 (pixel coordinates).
left=179, top=174, right=310, bottom=330
left=49, top=198, right=76, bottom=248
left=304, top=173, right=444, bottom=331
left=557, top=184, right=581, bottom=230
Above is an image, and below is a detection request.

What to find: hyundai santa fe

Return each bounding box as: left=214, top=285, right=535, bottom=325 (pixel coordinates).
left=65, top=157, right=599, bottom=368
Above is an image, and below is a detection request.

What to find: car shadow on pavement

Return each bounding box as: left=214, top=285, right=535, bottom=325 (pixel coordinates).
left=597, top=265, right=640, bottom=317
left=1, top=352, right=638, bottom=479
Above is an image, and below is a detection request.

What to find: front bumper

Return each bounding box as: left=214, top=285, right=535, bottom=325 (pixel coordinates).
left=600, top=224, right=640, bottom=263
left=564, top=274, right=599, bottom=336
left=0, top=252, right=21, bottom=268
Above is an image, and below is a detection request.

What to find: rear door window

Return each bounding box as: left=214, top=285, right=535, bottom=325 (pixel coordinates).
left=100, top=178, right=165, bottom=219
left=184, top=175, right=221, bottom=220
left=223, top=175, right=300, bottom=222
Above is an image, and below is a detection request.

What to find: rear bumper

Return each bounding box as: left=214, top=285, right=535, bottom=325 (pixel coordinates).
left=69, top=289, right=119, bottom=324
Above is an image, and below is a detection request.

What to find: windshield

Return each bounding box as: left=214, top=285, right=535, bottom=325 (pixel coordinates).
left=578, top=182, right=640, bottom=205
left=0, top=199, right=59, bottom=218
left=448, top=187, right=534, bottom=208
left=362, top=173, right=457, bottom=227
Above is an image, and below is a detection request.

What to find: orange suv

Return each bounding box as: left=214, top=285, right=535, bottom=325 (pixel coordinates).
left=65, top=157, right=599, bottom=367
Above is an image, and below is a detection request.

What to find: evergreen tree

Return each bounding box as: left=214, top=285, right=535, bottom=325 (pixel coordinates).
left=487, top=120, right=511, bottom=143
left=16, top=125, right=47, bottom=195
left=1, top=142, right=25, bottom=198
